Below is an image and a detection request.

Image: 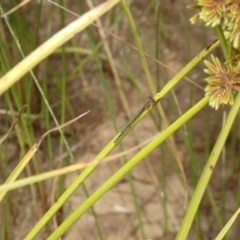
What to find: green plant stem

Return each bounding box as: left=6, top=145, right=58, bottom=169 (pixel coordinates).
left=176, top=93, right=240, bottom=240
left=121, top=0, right=156, bottom=94
left=154, top=39, right=219, bottom=100
left=214, top=25, right=229, bottom=60
left=25, top=38, right=219, bottom=239
left=46, top=97, right=210, bottom=240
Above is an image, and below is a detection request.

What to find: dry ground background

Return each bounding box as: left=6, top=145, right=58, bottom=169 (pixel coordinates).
left=1, top=0, right=240, bottom=240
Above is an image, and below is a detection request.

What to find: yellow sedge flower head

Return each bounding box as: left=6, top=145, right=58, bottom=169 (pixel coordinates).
left=204, top=55, right=240, bottom=109
left=228, top=22, right=240, bottom=48
left=199, top=0, right=227, bottom=27
left=189, top=1, right=240, bottom=49
left=225, top=2, right=240, bottom=28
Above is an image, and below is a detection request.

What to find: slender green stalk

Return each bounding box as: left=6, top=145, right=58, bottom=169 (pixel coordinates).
left=47, top=97, right=210, bottom=240
left=215, top=206, right=240, bottom=240
left=176, top=93, right=240, bottom=240
left=60, top=0, right=67, bottom=149
left=214, top=25, right=229, bottom=60
left=25, top=40, right=218, bottom=239
left=207, top=187, right=223, bottom=229
left=154, top=39, right=219, bottom=100
left=121, top=0, right=156, bottom=94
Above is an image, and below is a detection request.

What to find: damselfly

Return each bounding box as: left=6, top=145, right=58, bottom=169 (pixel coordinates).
left=114, top=97, right=160, bottom=144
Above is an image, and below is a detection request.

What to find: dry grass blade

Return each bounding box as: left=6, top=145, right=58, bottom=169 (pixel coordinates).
left=0, top=0, right=31, bottom=17
left=0, top=105, right=27, bottom=145
left=0, top=110, right=90, bottom=202
left=0, top=132, right=160, bottom=193
left=0, top=0, right=120, bottom=95
left=36, top=110, right=90, bottom=146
